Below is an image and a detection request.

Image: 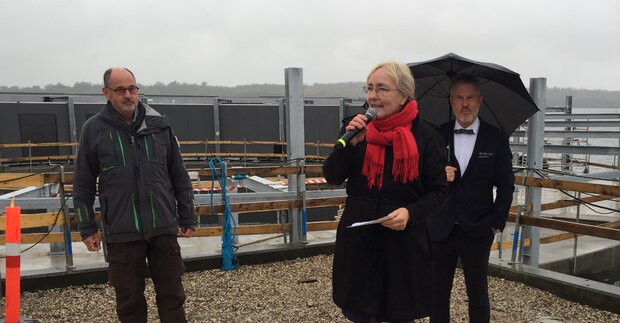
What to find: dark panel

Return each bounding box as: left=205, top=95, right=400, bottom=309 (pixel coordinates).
left=304, top=105, right=340, bottom=157
left=0, top=100, right=352, bottom=161
left=74, top=103, right=103, bottom=138
left=0, top=102, right=70, bottom=159
left=150, top=104, right=214, bottom=155
left=344, top=102, right=367, bottom=120
left=150, top=104, right=213, bottom=140
left=19, top=114, right=59, bottom=157
left=219, top=105, right=280, bottom=154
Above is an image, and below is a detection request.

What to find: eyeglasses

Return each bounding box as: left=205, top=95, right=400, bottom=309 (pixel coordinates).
left=363, top=86, right=396, bottom=96
left=106, top=86, right=139, bottom=95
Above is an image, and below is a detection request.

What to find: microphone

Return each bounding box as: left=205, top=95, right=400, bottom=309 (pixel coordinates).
left=337, top=108, right=378, bottom=147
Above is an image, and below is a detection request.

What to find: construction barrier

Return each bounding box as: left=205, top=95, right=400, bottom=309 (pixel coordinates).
left=4, top=199, right=21, bottom=323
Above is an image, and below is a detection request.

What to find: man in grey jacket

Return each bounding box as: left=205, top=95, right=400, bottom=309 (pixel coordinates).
left=73, top=67, right=196, bottom=323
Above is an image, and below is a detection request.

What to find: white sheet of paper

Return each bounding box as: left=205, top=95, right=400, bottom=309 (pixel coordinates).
left=347, top=215, right=391, bottom=228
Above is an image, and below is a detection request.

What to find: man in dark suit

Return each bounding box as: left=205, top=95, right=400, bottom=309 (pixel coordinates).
left=428, top=75, right=515, bottom=323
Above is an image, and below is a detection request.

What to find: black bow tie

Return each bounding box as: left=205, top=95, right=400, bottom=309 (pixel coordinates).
left=454, top=128, right=475, bottom=135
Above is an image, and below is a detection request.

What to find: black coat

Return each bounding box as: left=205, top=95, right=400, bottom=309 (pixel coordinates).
left=427, top=119, right=515, bottom=241
left=73, top=102, right=196, bottom=243
left=323, top=118, right=448, bottom=320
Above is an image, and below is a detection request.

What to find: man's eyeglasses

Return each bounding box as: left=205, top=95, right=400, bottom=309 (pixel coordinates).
left=107, top=86, right=139, bottom=95
left=363, top=86, right=396, bottom=96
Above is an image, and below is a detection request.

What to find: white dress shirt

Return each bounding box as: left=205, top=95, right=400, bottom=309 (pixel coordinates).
left=454, top=117, right=480, bottom=175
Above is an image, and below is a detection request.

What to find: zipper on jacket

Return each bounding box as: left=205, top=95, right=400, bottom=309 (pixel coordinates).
left=82, top=206, right=90, bottom=221
left=116, top=131, right=127, bottom=166
left=150, top=191, right=156, bottom=228
left=76, top=207, right=83, bottom=223
left=132, top=193, right=141, bottom=232
left=152, top=133, right=158, bottom=160
left=144, top=136, right=150, bottom=162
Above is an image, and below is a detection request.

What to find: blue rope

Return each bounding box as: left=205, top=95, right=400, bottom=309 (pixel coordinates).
left=209, top=157, right=238, bottom=271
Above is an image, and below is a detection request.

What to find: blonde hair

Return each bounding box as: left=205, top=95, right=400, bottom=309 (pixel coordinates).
left=367, top=61, right=415, bottom=99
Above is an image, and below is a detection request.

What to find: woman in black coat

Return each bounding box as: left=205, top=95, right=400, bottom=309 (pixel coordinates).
left=323, top=61, right=448, bottom=322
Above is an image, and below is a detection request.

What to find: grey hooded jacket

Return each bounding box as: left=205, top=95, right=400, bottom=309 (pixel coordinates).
left=73, top=101, right=196, bottom=243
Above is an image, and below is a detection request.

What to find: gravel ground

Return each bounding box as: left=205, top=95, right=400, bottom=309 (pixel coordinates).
left=3, top=254, right=620, bottom=322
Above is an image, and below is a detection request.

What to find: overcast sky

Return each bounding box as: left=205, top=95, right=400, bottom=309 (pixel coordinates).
left=1, top=0, right=618, bottom=90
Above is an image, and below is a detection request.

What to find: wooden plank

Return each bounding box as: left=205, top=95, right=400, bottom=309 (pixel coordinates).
left=540, top=233, right=575, bottom=244
left=538, top=195, right=616, bottom=212
left=182, top=152, right=286, bottom=159
left=509, top=194, right=616, bottom=214
left=307, top=220, right=339, bottom=231
left=195, top=197, right=343, bottom=216
left=491, top=238, right=531, bottom=251
left=539, top=219, right=620, bottom=244
left=179, top=140, right=333, bottom=148
left=305, top=197, right=346, bottom=208
left=0, top=232, right=82, bottom=244
left=511, top=214, right=620, bottom=241
left=601, top=219, right=620, bottom=229
left=0, top=155, right=75, bottom=163
left=0, top=140, right=331, bottom=150
left=50, top=171, right=620, bottom=189
left=43, top=173, right=73, bottom=184
left=514, top=176, right=620, bottom=197
left=0, top=173, right=45, bottom=188
left=0, top=213, right=64, bottom=230
left=0, top=142, right=76, bottom=148
left=43, top=165, right=324, bottom=184
left=194, top=224, right=289, bottom=237
left=53, top=170, right=620, bottom=189
left=193, top=222, right=339, bottom=237
left=545, top=157, right=619, bottom=170
left=196, top=200, right=298, bottom=215
left=191, top=165, right=324, bottom=177
left=5, top=216, right=615, bottom=246
left=181, top=140, right=284, bottom=146
left=193, top=182, right=221, bottom=189
left=0, top=221, right=336, bottom=244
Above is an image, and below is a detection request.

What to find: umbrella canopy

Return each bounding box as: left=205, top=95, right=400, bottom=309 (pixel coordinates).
left=408, top=53, right=539, bottom=136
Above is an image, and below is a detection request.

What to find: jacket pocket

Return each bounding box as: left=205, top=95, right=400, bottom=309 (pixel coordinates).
left=101, top=193, right=140, bottom=235
left=98, top=129, right=125, bottom=172
left=147, top=131, right=170, bottom=164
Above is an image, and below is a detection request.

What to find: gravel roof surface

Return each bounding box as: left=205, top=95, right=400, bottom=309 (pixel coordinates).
left=3, top=254, right=619, bottom=322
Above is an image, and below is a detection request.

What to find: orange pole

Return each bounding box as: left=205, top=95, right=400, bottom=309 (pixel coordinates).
left=4, top=198, right=21, bottom=323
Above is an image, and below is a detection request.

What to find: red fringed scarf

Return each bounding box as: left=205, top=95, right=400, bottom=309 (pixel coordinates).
left=362, top=100, right=420, bottom=189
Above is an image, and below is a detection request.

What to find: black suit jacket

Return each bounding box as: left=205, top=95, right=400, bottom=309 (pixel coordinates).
left=427, top=119, right=515, bottom=241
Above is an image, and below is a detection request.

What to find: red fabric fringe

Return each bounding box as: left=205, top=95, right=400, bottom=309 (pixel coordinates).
left=362, top=100, right=419, bottom=189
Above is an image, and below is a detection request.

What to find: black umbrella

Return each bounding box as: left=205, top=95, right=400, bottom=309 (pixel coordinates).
left=408, top=52, right=539, bottom=136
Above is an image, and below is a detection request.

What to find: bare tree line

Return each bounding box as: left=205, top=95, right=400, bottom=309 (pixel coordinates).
left=1, top=82, right=619, bottom=108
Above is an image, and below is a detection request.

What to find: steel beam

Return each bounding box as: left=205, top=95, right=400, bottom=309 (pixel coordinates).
left=213, top=98, right=221, bottom=154
left=522, top=78, right=546, bottom=267
left=285, top=67, right=307, bottom=243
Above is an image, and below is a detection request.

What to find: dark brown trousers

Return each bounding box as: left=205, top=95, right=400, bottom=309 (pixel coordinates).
left=107, top=235, right=187, bottom=323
